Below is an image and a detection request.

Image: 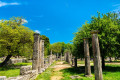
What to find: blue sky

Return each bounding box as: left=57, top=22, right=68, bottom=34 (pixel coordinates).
left=0, top=0, right=120, bottom=44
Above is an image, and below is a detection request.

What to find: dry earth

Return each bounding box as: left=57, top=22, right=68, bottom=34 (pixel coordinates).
left=50, top=62, right=71, bottom=80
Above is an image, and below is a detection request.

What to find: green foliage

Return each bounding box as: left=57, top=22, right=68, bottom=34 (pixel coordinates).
left=49, top=42, right=73, bottom=55
left=0, top=17, right=34, bottom=58
left=73, top=12, right=120, bottom=58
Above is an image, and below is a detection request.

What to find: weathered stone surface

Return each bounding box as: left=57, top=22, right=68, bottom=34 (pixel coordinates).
left=70, top=75, right=81, bottom=79
left=83, top=38, right=91, bottom=76
left=60, top=53, right=62, bottom=61
left=20, top=66, right=32, bottom=75
left=24, top=70, right=38, bottom=77
left=0, top=76, right=6, bottom=80
left=32, top=33, right=40, bottom=70
left=65, top=53, right=71, bottom=64
left=91, top=30, right=103, bottom=80
left=7, top=75, right=30, bottom=80
left=8, top=59, right=26, bottom=64
left=41, top=40, right=45, bottom=69
left=48, top=55, right=51, bottom=65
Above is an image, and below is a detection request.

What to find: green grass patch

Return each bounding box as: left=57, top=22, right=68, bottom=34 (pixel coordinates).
left=14, top=62, right=32, bottom=66
left=77, top=61, right=93, bottom=64
left=61, top=62, right=120, bottom=80
left=35, top=61, right=56, bottom=80
left=0, top=62, right=32, bottom=78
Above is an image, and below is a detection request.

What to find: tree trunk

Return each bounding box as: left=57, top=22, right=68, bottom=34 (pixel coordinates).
left=0, top=55, right=12, bottom=67
left=74, top=57, right=77, bottom=68
left=109, top=57, right=112, bottom=62
left=102, top=55, right=105, bottom=69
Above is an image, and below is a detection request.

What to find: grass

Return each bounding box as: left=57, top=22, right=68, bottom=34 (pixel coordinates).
left=0, top=62, right=32, bottom=78
left=77, top=60, right=93, bottom=64
left=35, top=61, right=56, bottom=80
left=61, top=61, right=120, bottom=80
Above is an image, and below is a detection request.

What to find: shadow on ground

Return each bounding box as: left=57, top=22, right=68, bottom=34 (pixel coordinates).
left=61, top=65, right=120, bottom=76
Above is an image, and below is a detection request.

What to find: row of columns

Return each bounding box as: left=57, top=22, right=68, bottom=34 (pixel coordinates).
left=32, top=33, right=55, bottom=74
left=66, top=30, right=103, bottom=80
left=83, top=30, right=103, bottom=80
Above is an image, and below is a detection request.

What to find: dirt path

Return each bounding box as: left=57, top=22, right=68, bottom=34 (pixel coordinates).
left=50, top=62, right=71, bottom=80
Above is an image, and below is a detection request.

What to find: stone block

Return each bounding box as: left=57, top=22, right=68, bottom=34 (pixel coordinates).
left=0, top=76, right=6, bottom=80
left=20, top=66, right=32, bottom=75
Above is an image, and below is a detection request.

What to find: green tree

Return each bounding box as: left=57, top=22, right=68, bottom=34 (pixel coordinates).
left=73, top=12, right=120, bottom=69
left=0, top=17, right=34, bottom=67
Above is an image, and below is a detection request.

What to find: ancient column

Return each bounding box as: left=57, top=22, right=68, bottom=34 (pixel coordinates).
left=91, top=30, right=103, bottom=80
left=60, top=53, right=62, bottom=61
left=32, top=33, right=39, bottom=71
left=48, top=55, right=51, bottom=65
left=38, top=37, right=42, bottom=73
left=64, top=53, right=66, bottom=61
left=83, top=38, right=91, bottom=77
left=66, top=53, right=68, bottom=62
left=68, top=53, right=71, bottom=64
left=41, top=40, right=45, bottom=71
left=50, top=50, right=52, bottom=63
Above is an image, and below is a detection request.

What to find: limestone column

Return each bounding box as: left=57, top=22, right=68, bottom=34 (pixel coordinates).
left=83, top=38, right=91, bottom=77
left=68, top=53, right=71, bottom=64
left=91, top=30, right=103, bottom=80
left=38, top=37, right=42, bottom=73
left=50, top=50, right=52, bottom=63
left=41, top=40, right=45, bottom=71
left=32, top=33, right=39, bottom=70
left=48, top=55, right=51, bottom=65
left=60, top=53, right=62, bottom=61
left=64, top=53, right=66, bottom=61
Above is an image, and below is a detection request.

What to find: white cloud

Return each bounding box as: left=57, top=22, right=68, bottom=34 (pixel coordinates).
left=35, top=30, right=41, bottom=34
left=21, top=19, right=28, bottom=24
left=0, top=1, right=20, bottom=7
left=112, top=3, right=120, bottom=12
left=46, top=28, right=51, bottom=31
left=113, top=6, right=120, bottom=12
left=113, top=4, right=120, bottom=7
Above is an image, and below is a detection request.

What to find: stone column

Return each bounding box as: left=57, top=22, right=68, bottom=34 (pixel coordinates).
left=48, top=55, right=51, bottom=65
left=32, top=33, right=39, bottom=71
left=64, top=53, right=66, bottom=61
left=66, top=52, right=70, bottom=64
left=41, top=40, right=45, bottom=71
left=83, top=38, right=91, bottom=77
left=38, top=38, right=42, bottom=73
left=50, top=50, right=52, bottom=63
left=91, top=30, right=103, bottom=80
left=60, top=53, right=62, bottom=61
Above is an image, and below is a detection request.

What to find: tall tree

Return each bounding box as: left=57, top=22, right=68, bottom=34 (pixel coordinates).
left=0, top=17, right=34, bottom=67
